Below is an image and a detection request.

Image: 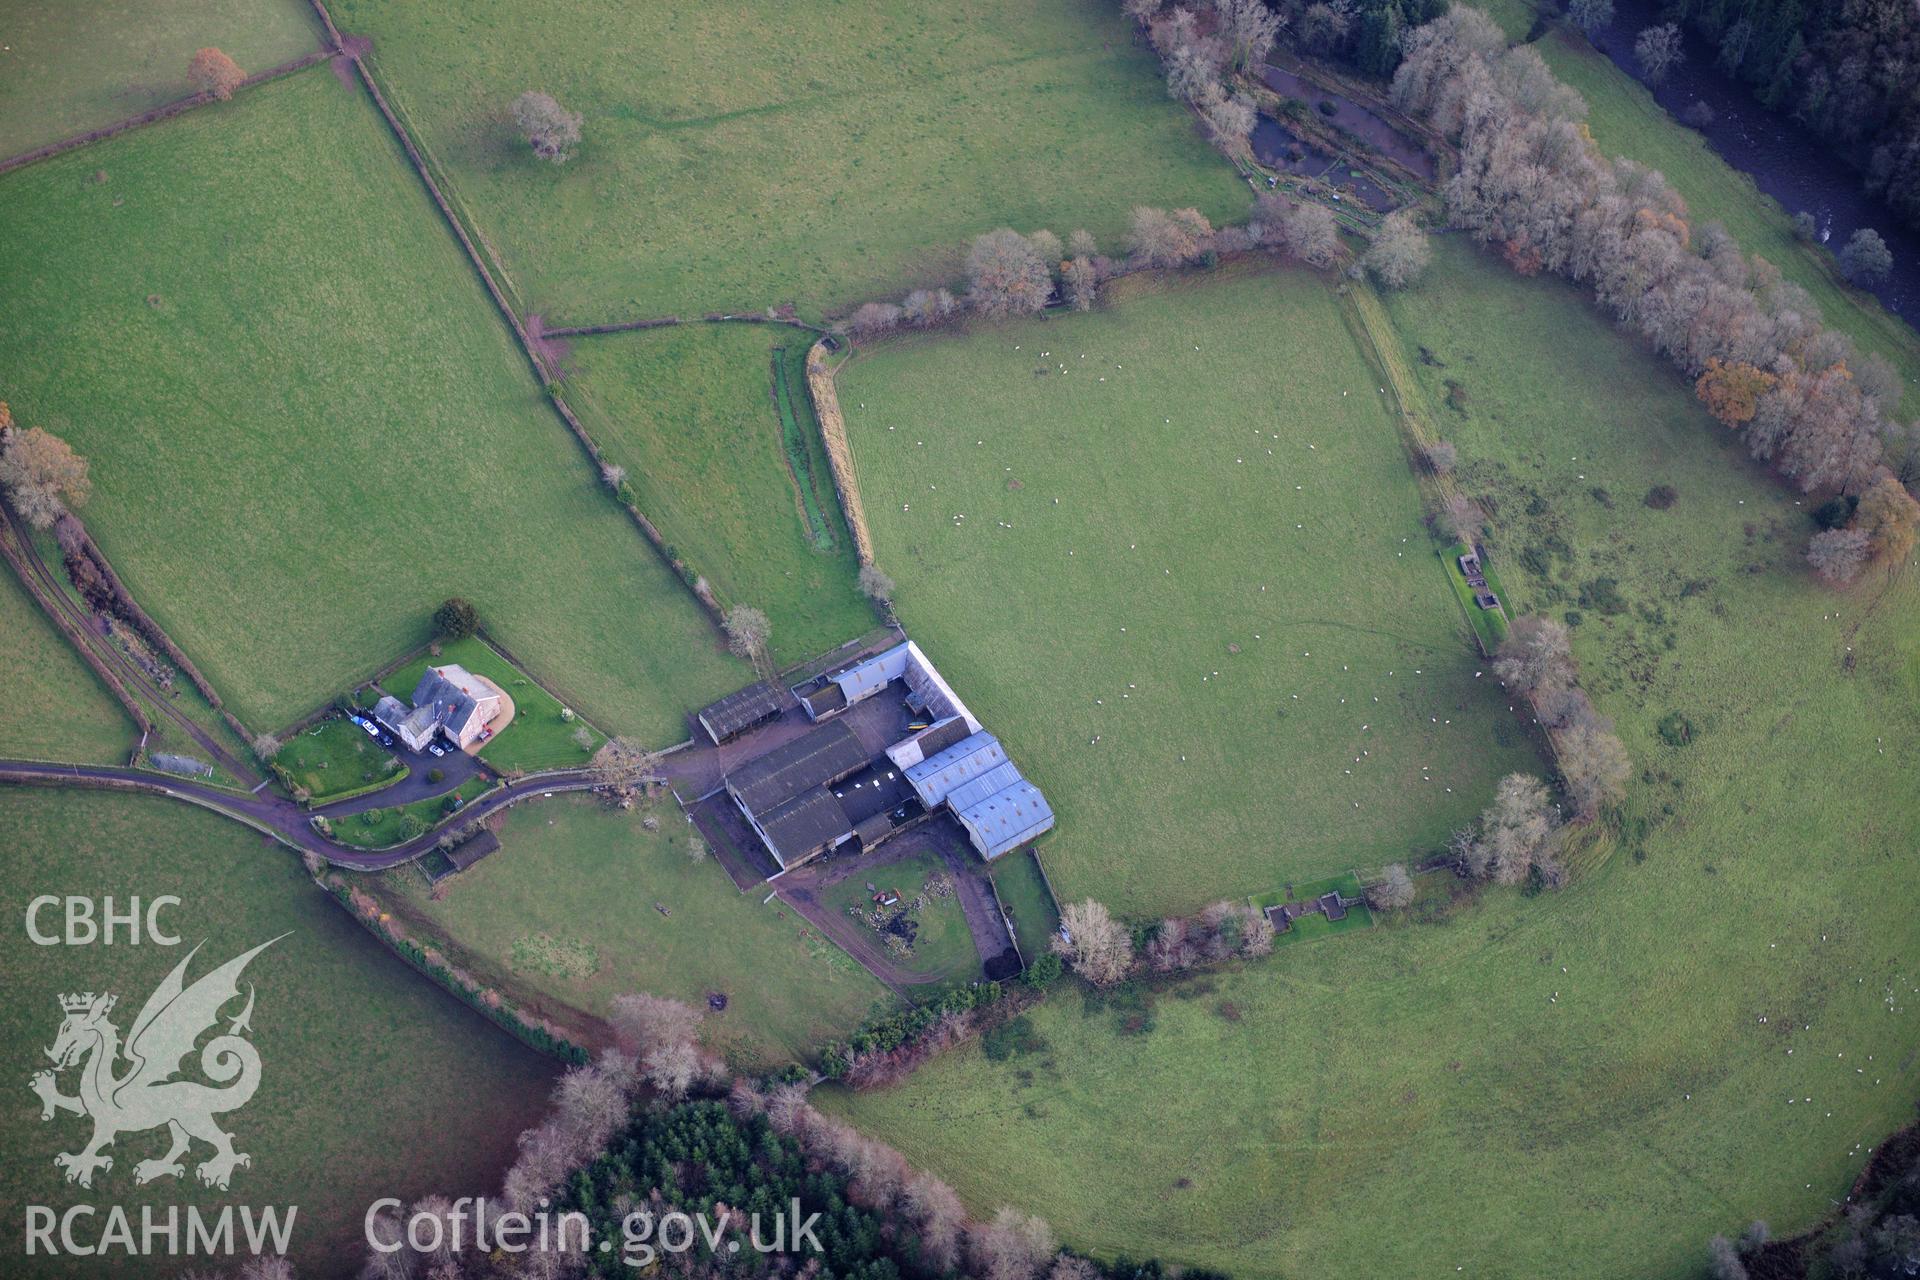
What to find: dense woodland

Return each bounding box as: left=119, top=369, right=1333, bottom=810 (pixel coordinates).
left=1661, top=0, right=1920, bottom=232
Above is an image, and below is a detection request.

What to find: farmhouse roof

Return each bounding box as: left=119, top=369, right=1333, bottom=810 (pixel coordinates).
left=371, top=694, right=408, bottom=729
left=727, top=720, right=868, bottom=815
left=409, top=664, right=491, bottom=737
left=956, top=779, right=1055, bottom=859
left=696, top=681, right=785, bottom=743
left=755, top=787, right=854, bottom=865
left=905, top=731, right=1007, bottom=807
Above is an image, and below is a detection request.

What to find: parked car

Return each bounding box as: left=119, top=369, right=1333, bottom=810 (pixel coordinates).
left=376, top=729, right=397, bottom=749
left=352, top=715, right=382, bottom=741
left=426, top=740, right=448, bottom=758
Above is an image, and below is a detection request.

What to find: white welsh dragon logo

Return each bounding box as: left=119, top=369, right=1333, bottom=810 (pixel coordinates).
left=29, top=936, right=284, bottom=1190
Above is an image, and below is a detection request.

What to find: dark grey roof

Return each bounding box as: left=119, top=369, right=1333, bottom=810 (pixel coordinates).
left=697, top=681, right=785, bottom=742
left=756, top=787, right=853, bottom=864
left=410, top=669, right=480, bottom=736
left=910, top=716, right=972, bottom=760
left=796, top=682, right=847, bottom=716
left=726, top=720, right=868, bottom=815
left=446, top=828, right=502, bottom=871
left=853, top=810, right=898, bottom=848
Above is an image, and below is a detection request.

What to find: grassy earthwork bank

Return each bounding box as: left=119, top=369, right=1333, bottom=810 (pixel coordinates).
left=1535, top=27, right=1920, bottom=405
left=989, top=849, right=1061, bottom=963
left=0, top=789, right=558, bottom=1277
left=823, top=240, right=1920, bottom=1280
left=325, top=0, right=1247, bottom=321
left=839, top=264, right=1540, bottom=918
left=383, top=634, right=606, bottom=772
left=0, top=557, right=135, bottom=763
left=369, top=795, right=891, bottom=1069
left=0, top=66, right=744, bottom=737
left=563, top=325, right=875, bottom=663
left=0, top=0, right=322, bottom=155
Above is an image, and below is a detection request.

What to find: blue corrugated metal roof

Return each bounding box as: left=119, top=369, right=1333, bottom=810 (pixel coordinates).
left=943, top=760, right=1024, bottom=814
left=904, top=731, right=1005, bottom=806
left=831, top=642, right=910, bottom=705
left=957, top=780, right=1054, bottom=859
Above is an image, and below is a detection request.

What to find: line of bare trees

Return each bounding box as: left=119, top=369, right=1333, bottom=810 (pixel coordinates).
left=1392, top=8, right=1920, bottom=578
left=1052, top=894, right=1274, bottom=988
left=1124, top=0, right=1278, bottom=162
left=352, top=988, right=1150, bottom=1280
left=1493, top=613, right=1630, bottom=821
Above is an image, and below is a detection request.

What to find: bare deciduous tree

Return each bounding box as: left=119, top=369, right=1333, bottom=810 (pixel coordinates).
left=902, top=287, right=958, bottom=328
left=589, top=736, right=659, bottom=798
left=1129, top=205, right=1212, bottom=267
left=1566, top=0, right=1614, bottom=36
left=1467, top=772, right=1559, bottom=885
left=251, top=733, right=281, bottom=762
left=847, top=301, right=905, bottom=339
left=1365, top=209, right=1433, bottom=288
left=968, top=1208, right=1056, bottom=1280
left=600, top=462, right=626, bottom=490
left=722, top=604, right=773, bottom=668
left=0, top=426, right=91, bottom=527
left=1634, top=24, right=1685, bottom=84
left=1212, top=0, right=1283, bottom=72
left=1438, top=492, right=1486, bottom=541
left=966, top=229, right=1052, bottom=318
left=1423, top=439, right=1459, bottom=474
left=512, top=90, right=583, bottom=163
left=1052, top=899, right=1133, bottom=986
left=1495, top=615, right=1575, bottom=695
left=1558, top=717, right=1631, bottom=817
left=857, top=563, right=895, bottom=600
left=1281, top=200, right=1342, bottom=268
left=1062, top=255, right=1098, bottom=311
left=187, top=48, right=246, bottom=101
left=1369, top=862, right=1416, bottom=910
left=1807, top=526, right=1872, bottom=584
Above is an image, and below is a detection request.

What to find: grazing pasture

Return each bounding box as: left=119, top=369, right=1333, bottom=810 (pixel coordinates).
left=1537, top=28, right=1920, bottom=406
left=564, top=326, right=873, bottom=663
left=0, top=789, right=558, bottom=1276
left=0, top=557, right=133, bottom=762
left=823, top=242, right=1920, bottom=1280
left=839, top=267, right=1539, bottom=917
left=0, top=0, right=320, bottom=154
left=324, top=0, right=1247, bottom=322
left=0, top=68, right=742, bottom=736
left=371, top=796, right=890, bottom=1069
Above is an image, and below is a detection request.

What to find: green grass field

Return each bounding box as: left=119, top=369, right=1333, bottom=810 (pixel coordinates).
left=564, top=325, right=874, bottom=663
left=817, top=846, right=979, bottom=984
left=324, top=0, right=1248, bottom=322
left=822, top=241, right=1920, bottom=1280
left=0, top=67, right=744, bottom=737
left=0, top=788, right=558, bottom=1276
left=1536, top=28, right=1920, bottom=407
left=273, top=715, right=407, bottom=803
left=0, top=559, right=134, bottom=763
left=0, top=0, right=321, bottom=155
left=838, top=266, right=1540, bottom=917
left=384, top=635, right=606, bottom=772
left=371, top=795, right=891, bottom=1068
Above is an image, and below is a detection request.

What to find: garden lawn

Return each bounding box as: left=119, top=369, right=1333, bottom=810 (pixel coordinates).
left=990, top=849, right=1061, bottom=965
left=0, top=789, right=558, bottom=1277
left=384, top=635, right=605, bottom=772
left=325, top=0, right=1247, bottom=322
left=274, top=714, right=407, bottom=803
left=1537, top=27, right=1920, bottom=408
left=373, top=795, right=891, bottom=1069
left=0, top=0, right=321, bottom=154
left=565, top=326, right=874, bottom=664
left=0, top=67, right=744, bottom=737
left=816, top=845, right=979, bottom=985
left=331, top=774, right=494, bottom=850
left=0, top=555, right=134, bottom=762
left=822, top=240, right=1920, bottom=1280
left=839, top=265, right=1540, bottom=917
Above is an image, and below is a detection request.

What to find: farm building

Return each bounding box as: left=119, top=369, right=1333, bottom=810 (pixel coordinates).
left=724, top=720, right=869, bottom=870
left=695, top=680, right=785, bottom=745
left=792, top=640, right=981, bottom=732
left=375, top=663, right=504, bottom=752
left=721, top=636, right=1055, bottom=872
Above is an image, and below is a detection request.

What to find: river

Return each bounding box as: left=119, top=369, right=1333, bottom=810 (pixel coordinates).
left=1580, top=0, right=1920, bottom=316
